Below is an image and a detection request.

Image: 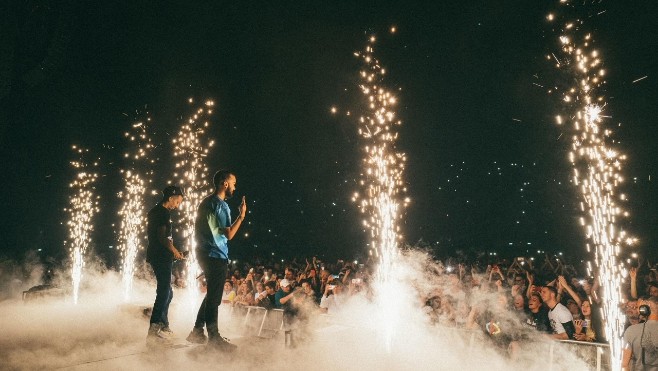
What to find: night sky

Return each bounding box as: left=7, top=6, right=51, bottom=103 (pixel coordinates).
left=2, top=1, right=657, bottom=266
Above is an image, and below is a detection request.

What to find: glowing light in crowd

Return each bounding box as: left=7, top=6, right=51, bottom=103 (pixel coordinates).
left=65, top=146, right=100, bottom=304
left=118, top=116, right=155, bottom=301
left=547, top=3, right=634, bottom=369
left=171, top=99, right=216, bottom=291
left=354, top=35, right=408, bottom=350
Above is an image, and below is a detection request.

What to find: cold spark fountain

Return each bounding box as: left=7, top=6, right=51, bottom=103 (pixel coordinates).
left=118, top=115, right=156, bottom=301
left=353, top=35, right=408, bottom=351
left=172, top=98, right=216, bottom=291
left=66, top=146, right=100, bottom=304
left=547, top=2, right=635, bottom=369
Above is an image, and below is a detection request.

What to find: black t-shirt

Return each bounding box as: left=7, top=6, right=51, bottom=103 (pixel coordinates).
left=267, top=294, right=276, bottom=308
left=146, top=203, right=173, bottom=263
left=481, top=309, right=518, bottom=342
left=256, top=295, right=274, bottom=310
left=524, top=307, right=552, bottom=334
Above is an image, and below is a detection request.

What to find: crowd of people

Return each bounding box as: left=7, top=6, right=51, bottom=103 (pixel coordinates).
left=193, top=255, right=371, bottom=316
left=170, top=251, right=658, bottom=357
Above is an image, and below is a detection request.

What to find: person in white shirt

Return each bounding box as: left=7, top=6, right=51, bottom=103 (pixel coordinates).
left=540, top=285, right=575, bottom=340
left=320, top=281, right=346, bottom=315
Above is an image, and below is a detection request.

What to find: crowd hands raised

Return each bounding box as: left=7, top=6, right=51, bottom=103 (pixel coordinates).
left=421, top=257, right=601, bottom=346
left=172, top=252, right=658, bottom=356
left=174, top=255, right=372, bottom=317
left=419, top=253, right=658, bottom=359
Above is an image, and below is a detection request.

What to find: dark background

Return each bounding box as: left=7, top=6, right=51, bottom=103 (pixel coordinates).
left=1, top=1, right=657, bottom=268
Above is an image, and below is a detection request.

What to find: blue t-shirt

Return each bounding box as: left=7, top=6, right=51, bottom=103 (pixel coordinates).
left=195, top=194, right=231, bottom=260
left=275, top=289, right=291, bottom=309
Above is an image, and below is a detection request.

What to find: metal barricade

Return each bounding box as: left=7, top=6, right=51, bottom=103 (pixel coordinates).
left=239, top=306, right=284, bottom=338
left=22, top=285, right=65, bottom=302
left=551, top=340, right=610, bottom=371
left=262, top=309, right=285, bottom=338
left=231, top=308, right=612, bottom=370
left=428, top=324, right=611, bottom=370
left=242, top=306, right=268, bottom=337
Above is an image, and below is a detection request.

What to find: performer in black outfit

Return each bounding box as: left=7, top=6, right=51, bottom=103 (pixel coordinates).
left=146, top=185, right=185, bottom=345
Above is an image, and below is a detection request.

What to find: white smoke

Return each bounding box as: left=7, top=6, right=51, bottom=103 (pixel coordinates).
left=0, top=248, right=595, bottom=370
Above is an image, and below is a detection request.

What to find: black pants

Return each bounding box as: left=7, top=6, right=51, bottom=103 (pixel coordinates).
left=149, top=259, right=173, bottom=326
left=194, top=254, right=228, bottom=335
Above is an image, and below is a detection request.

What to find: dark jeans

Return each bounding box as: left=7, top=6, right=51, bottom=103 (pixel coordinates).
left=149, top=259, right=173, bottom=326
left=194, top=254, right=228, bottom=335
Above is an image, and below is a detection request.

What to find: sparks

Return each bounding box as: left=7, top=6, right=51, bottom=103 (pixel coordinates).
left=172, top=99, right=216, bottom=293
left=66, top=147, right=100, bottom=304
left=354, top=35, right=406, bottom=351
left=548, top=3, right=634, bottom=369
left=118, top=110, right=155, bottom=302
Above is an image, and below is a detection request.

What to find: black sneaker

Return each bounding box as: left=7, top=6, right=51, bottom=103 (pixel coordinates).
left=207, top=334, right=237, bottom=351
left=186, top=327, right=207, bottom=344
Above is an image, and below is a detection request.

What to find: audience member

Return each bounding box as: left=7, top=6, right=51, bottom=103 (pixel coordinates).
left=221, top=281, right=236, bottom=305
left=523, top=292, right=551, bottom=334
left=622, top=296, right=658, bottom=370
left=574, top=300, right=597, bottom=342
left=320, top=280, right=346, bottom=315
left=541, top=285, right=575, bottom=340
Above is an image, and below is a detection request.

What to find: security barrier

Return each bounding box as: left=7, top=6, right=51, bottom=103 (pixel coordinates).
left=551, top=340, right=610, bottom=371
left=229, top=306, right=613, bottom=370
left=240, top=306, right=284, bottom=338
left=22, top=285, right=65, bottom=301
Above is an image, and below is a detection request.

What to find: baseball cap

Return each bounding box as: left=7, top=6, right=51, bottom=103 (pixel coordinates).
left=280, top=279, right=290, bottom=288
left=162, top=185, right=185, bottom=199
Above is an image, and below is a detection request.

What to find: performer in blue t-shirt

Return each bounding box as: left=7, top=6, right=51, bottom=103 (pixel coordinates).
left=186, top=170, right=246, bottom=350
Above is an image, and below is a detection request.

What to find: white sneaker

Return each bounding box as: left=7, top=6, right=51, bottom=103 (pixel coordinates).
left=146, top=323, right=172, bottom=347
left=159, top=326, right=176, bottom=339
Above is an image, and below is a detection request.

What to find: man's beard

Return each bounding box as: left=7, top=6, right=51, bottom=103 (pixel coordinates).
left=225, top=188, right=234, bottom=199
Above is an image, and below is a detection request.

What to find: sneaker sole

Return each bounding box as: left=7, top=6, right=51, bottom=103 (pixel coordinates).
left=207, top=343, right=237, bottom=352
left=186, top=337, right=207, bottom=344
